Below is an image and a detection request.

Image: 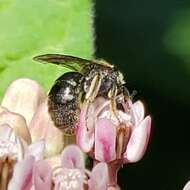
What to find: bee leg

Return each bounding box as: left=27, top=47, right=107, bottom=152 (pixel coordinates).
left=83, top=74, right=102, bottom=130
left=108, top=84, right=120, bottom=123
left=85, top=74, right=102, bottom=103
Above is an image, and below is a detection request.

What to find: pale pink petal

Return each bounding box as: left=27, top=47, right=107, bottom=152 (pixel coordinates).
left=61, top=145, right=84, bottom=169
left=0, top=124, right=14, bottom=140
left=124, top=116, right=151, bottom=162
left=1, top=78, right=46, bottom=125
left=95, top=119, right=116, bottom=162
left=33, top=160, right=52, bottom=190
left=26, top=140, right=45, bottom=161
left=8, top=156, right=34, bottom=190
left=76, top=105, right=94, bottom=152
left=0, top=124, right=27, bottom=161
left=183, top=180, right=190, bottom=190
left=29, top=100, right=64, bottom=157
left=88, top=162, right=108, bottom=190
left=0, top=111, right=31, bottom=144
left=131, top=101, right=145, bottom=126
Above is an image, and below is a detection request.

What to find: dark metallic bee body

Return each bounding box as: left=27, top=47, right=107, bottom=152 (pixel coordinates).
left=34, top=54, right=126, bottom=134
left=48, top=72, right=83, bottom=134
left=82, top=63, right=122, bottom=97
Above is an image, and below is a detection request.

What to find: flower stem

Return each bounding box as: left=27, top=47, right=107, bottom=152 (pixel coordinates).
left=93, top=160, right=122, bottom=190
left=107, top=161, right=122, bottom=189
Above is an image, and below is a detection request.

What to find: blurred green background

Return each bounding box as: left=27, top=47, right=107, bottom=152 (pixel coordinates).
left=95, top=0, right=190, bottom=189
left=0, top=0, right=93, bottom=97
left=0, top=0, right=190, bottom=189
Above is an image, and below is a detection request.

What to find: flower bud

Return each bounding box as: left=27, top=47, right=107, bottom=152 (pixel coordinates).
left=1, top=78, right=46, bottom=125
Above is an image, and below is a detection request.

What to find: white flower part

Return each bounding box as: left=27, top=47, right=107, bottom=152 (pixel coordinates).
left=183, top=180, right=190, bottom=190
left=0, top=139, right=18, bottom=161
left=0, top=124, right=25, bottom=161
left=131, top=101, right=145, bottom=126
left=53, top=167, right=84, bottom=190
left=25, top=140, right=45, bottom=161
left=99, top=109, right=131, bottom=127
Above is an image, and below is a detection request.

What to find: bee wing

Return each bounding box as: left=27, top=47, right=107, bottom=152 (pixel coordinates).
left=33, top=54, right=97, bottom=72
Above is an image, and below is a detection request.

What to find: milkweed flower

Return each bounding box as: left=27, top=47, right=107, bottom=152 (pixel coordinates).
left=0, top=77, right=152, bottom=189
left=0, top=78, right=64, bottom=189
left=1, top=78, right=65, bottom=157
left=0, top=124, right=45, bottom=190
left=50, top=145, right=109, bottom=190
left=77, top=96, right=151, bottom=187
left=13, top=145, right=109, bottom=190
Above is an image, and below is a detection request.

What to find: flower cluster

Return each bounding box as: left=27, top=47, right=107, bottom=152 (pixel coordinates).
left=0, top=78, right=152, bottom=190
left=77, top=96, right=151, bottom=188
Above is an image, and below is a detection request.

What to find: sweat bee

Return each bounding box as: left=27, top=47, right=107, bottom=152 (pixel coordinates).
left=33, top=54, right=129, bottom=135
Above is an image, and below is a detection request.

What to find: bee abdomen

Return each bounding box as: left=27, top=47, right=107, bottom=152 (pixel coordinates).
left=48, top=99, right=80, bottom=134
left=48, top=72, right=83, bottom=134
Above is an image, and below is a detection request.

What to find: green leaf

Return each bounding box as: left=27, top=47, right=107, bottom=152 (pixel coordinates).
left=0, top=0, right=94, bottom=98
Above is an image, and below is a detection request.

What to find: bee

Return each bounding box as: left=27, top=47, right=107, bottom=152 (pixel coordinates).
left=33, top=54, right=129, bottom=135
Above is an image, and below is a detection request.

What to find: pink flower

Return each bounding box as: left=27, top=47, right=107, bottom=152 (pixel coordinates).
left=0, top=77, right=152, bottom=189
left=7, top=155, right=52, bottom=190
left=1, top=78, right=65, bottom=157
left=0, top=78, right=52, bottom=189
left=77, top=96, right=151, bottom=163
left=76, top=96, right=151, bottom=188
left=52, top=145, right=109, bottom=190
left=0, top=124, right=45, bottom=190
left=6, top=144, right=108, bottom=190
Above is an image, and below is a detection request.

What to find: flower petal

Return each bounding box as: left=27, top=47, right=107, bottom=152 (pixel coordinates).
left=183, top=180, right=190, bottom=190
left=26, top=140, right=45, bottom=161
left=95, top=118, right=116, bottom=162
left=1, top=78, right=46, bottom=125
left=76, top=104, right=94, bottom=152
left=33, top=160, right=52, bottom=190
left=0, top=110, right=31, bottom=144
left=61, top=145, right=85, bottom=169
left=0, top=124, right=14, bottom=140
left=88, top=162, right=108, bottom=190
left=131, top=101, right=145, bottom=126
left=124, top=116, right=151, bottom=162
left=29, top=100, right=64, bottom=157
left=0, top=124, right=27, bottom=161
left=8, top=156, right=34, bottom=190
